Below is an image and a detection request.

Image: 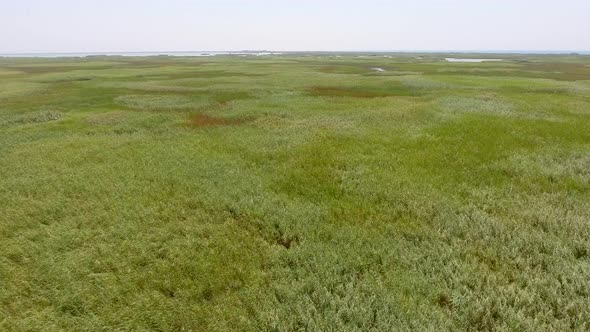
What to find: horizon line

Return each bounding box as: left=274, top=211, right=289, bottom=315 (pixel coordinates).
left=1, top=49, right=589, bottom=56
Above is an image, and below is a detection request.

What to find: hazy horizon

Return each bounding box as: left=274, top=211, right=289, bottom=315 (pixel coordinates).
left=2, top=50, right=590, bottom=57
left=2, top=0, right=589, bottom=54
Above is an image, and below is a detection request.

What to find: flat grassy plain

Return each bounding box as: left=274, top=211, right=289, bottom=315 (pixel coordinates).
left=1, top=53, right=590, bottom=331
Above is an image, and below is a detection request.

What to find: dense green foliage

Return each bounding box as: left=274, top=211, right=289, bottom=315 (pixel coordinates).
left=1, top=53, right=590, bottom=331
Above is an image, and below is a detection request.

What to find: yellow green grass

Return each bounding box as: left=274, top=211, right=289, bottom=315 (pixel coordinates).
left=1, top=53, right=590, bottom=331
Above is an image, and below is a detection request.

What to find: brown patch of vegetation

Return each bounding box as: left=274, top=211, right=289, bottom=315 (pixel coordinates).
left=309, top=86, right=392, bottom=98
left=166, top=70, right=266, bottom=80
left=574, top=246, right=588, bottom=259
left=188, top=113, right=251, bottom=127
left=436, top=293, right=454, bottom=310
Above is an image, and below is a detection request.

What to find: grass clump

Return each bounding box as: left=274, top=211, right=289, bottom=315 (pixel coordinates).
left=115, top=94, right=209, bottom=112
left=16, top=110, right=63, bottom=124
left=439, top=95, right=514, bottom=116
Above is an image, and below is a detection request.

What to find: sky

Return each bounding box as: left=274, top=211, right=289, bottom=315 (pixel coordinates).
left=1, top=0, right=589, bottom=53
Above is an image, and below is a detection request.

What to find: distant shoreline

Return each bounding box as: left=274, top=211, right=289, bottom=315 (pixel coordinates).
left=1, top=50, right=589, bottom=58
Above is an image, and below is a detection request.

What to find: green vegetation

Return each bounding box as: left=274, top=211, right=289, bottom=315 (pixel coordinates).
left=1, top=53, right=590, bottom=331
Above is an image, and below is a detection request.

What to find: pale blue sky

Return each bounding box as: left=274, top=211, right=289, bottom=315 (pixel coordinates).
left=1, top=0, right=589, bottom=53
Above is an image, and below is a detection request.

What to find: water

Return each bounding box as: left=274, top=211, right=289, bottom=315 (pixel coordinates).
left=445, top=58, right=504, bottom=63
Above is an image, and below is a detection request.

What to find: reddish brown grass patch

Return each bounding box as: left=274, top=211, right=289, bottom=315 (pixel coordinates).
left=309, top=86, right=391, bottom=98
left=188, top=113, right=251, bottom=127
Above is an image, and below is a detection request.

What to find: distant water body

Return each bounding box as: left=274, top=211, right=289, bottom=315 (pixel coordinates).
left=0, top=51, right=588, bottom=58
left=446, top=58, right=504, bottom=63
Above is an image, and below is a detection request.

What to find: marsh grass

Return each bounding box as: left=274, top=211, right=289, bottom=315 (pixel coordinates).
left=1, top=53, right=590, bottom=331
left=16, top=110, right=64, bottom=123
left=309, top=83, right=418, bottom=98
left=115, top=94, right=210, bottom=112
left=0, top=82, right=47, bottom=100
left=439, top=95, right=514, bottom=116
left=187, top=113, right=253, bottom=127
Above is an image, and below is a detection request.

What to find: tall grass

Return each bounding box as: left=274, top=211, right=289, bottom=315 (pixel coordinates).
left=1, top=53, right=590, bottom=331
